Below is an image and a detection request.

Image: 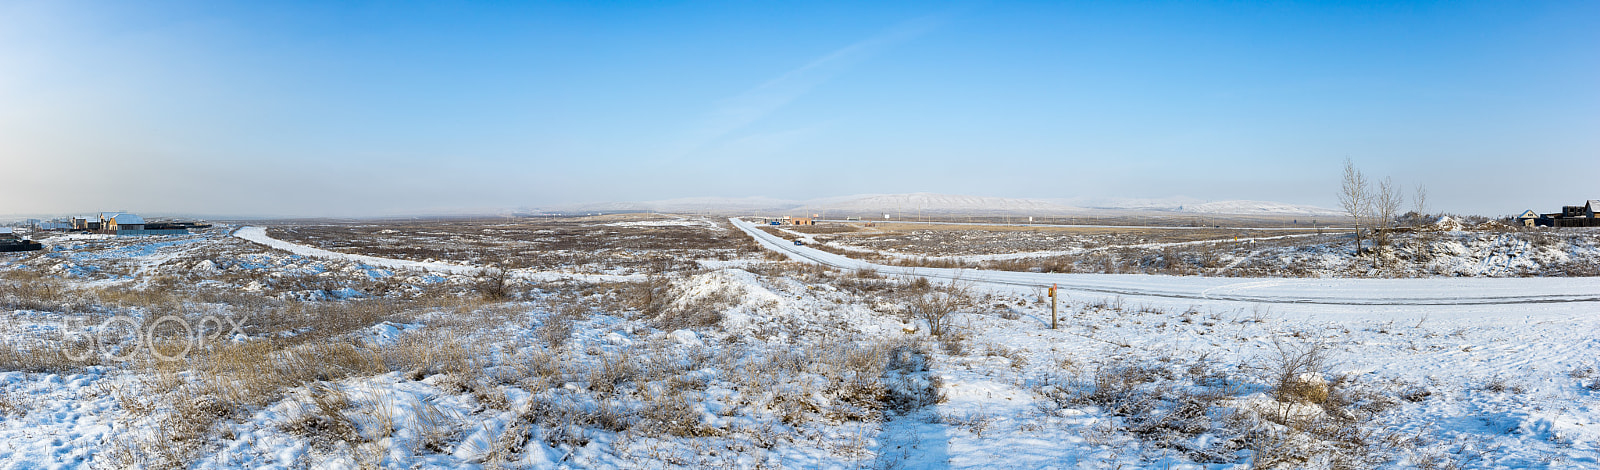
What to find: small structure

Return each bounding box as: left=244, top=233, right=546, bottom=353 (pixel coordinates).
left=784, top=216, right=814, bottom=225
left=0, top=228, right=43, bottom=252
left=1516, top=210, right=1540, bottom=227
left=1534, top=200, right=1600, bottom=227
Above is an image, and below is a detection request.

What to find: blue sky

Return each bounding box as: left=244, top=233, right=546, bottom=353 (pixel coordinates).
left=1, top=1, right=1595, bottom=217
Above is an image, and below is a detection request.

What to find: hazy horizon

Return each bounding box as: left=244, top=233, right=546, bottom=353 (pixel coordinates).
left=3, top=1, right=1596, bottom=218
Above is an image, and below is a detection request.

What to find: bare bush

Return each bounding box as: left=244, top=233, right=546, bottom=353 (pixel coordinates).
left=905, top=280, right=969, bottom=337
left=1259, top=335, right=1335, bottom=406
left=475, top=258, right=518, bottom=300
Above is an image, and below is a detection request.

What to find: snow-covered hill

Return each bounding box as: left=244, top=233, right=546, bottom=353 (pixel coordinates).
left=1181, top=200, right=1344, bottom=216
left=797, top=193, right=1084, bottom=215
left=549, top=193, right=1344, bottom=217
left=1061, top=196, right=1342, bottom=216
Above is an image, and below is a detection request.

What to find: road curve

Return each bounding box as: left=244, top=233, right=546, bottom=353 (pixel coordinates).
left=730, top=218, right=1600, bottom=306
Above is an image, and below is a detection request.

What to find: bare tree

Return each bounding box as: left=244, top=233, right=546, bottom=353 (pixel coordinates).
left=1412, top=184, right=1428, bottom=217
left=1374, top=177, right=1405, bottom=267
left=1338, top=158, right=1371, bottom=256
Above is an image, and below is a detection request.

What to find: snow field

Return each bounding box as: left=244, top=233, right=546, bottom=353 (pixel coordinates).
left=796, top=220, right=1600, bottom=279
left=0, top=216, right=1597, bottom=468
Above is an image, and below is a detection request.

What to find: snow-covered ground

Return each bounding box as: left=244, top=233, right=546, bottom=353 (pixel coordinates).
left=235, top=226, right=642, bottom=283
left=732, top=218, right=1600, bottom=307
left=798, top=219, right=1600, bottom=279
left=0, top=217, right=1596, bottom=469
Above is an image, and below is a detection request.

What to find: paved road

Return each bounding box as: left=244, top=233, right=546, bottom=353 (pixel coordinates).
left=731, top=218, right=1600, bottom=306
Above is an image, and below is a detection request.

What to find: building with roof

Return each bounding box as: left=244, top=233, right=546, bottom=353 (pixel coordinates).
left=0, top=228, right=42, bottom=252
left=1534, top=200, right=1600, bottom=227
left=103, top=213, right=145, bottom=231
left=92, top=212, right=190, bottom=235
left=1515, top=210, right=1540, bottom=227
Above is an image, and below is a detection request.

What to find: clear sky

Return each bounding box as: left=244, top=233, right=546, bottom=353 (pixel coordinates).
left=2, top=1, right=1595, bottom=217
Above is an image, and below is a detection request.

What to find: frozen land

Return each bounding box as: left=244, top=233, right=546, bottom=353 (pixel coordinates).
left=0, top=215, right=1597, bottom=469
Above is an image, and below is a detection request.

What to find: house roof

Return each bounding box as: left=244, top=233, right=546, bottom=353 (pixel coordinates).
left=1589, top=200, right=1600, bottom=210
left=1518, top=210, right=1539, bottom=218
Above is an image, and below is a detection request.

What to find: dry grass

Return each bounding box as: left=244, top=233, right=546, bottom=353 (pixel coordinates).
left=0, top=334, right=100, bottom=373
left=267, top=215, right=760, bottom=274
left=1024, top=327, right=1402, bottom=468
left=635, top=273, right=739, bottom=331
left=0, top=389, right=24, bottom=417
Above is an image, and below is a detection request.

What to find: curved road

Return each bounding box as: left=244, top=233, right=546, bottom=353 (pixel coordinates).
left=731, top=218, right=1600, bottom=306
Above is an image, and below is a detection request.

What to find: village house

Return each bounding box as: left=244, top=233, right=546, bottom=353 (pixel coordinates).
left=70, top=217, right=100, bottom=231
left=1515, top=210, right=1540, bottom=227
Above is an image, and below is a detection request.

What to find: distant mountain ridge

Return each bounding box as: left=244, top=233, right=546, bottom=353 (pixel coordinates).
left=545, top=193, right=1343, bottom=217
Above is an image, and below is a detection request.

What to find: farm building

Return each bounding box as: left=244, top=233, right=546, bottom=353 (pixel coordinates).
left=1534, top=200, right=1600, bottom=227
left=783, top=216, right=815, bottom=225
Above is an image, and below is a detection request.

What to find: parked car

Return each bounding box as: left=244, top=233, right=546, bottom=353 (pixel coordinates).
left=793, top=240, right=805, bottom=246
left=769, top=221, right=781, bottom=225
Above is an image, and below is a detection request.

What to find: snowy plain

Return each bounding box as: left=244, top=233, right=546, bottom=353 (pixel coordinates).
left=0, top=217, right=1596, bottom=469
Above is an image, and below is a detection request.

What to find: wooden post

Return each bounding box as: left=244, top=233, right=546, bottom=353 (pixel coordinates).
left=1049, top=283, right=1058, bottom=329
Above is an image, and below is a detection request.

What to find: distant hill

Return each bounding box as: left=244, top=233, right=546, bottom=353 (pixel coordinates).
left=1180, top=200, right=1344, bottom=216
left=545, top=193, right=1342, bottom=217
left=797, top=193, right=1085, bottom=215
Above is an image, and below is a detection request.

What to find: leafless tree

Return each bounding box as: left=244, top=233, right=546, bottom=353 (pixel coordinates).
left=1338, top=158, right=1371, bottom=255
left=1412, top=184, right=1428, bottom=217
left=1374, top=177, right=1405, bottom=267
